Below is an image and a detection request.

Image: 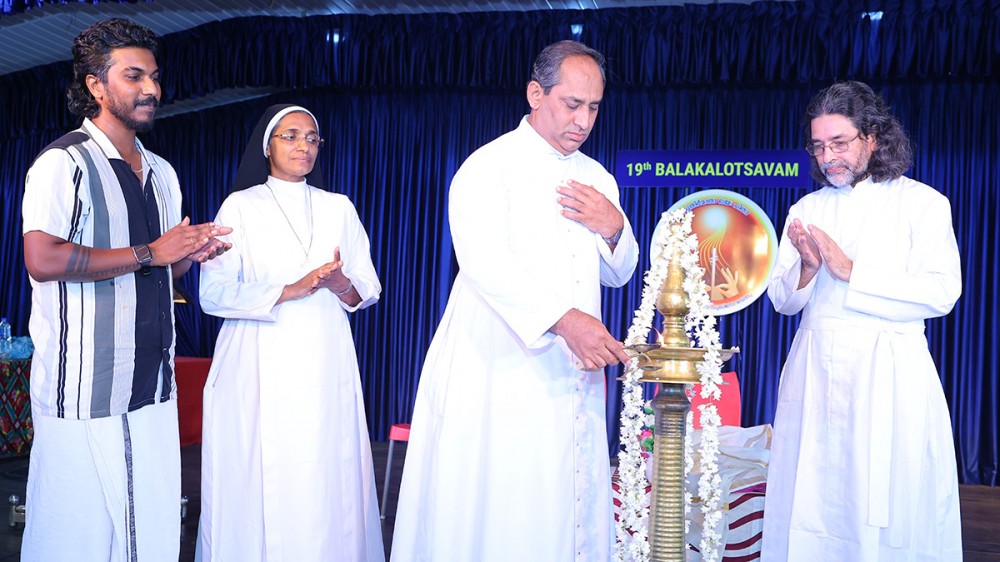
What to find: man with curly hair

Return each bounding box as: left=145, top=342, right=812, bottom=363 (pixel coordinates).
left=20, top=18, right=230, bottom=560
left=764, top=80, right=963, bottom=561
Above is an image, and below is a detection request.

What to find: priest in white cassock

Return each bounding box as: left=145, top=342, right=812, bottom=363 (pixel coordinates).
left=197, top=104, right=384, bottom=561
left=763, top=81, right=964, bottom=561
left=390, top=40, right=639, bottom=562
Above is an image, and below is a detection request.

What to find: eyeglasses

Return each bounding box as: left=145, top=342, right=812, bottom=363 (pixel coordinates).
left=272, top=132, right=325, bottom=147
left=805, top=132, right=862, bottom=157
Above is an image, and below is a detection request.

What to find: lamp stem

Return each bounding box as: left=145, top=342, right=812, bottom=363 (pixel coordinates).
left=648, top=383, right=690, bottom=561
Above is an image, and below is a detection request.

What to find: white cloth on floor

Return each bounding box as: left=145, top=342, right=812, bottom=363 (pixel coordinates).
left=686, top=424, right=771, bottom=560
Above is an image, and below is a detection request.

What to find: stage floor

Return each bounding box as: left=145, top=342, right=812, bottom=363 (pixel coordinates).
left=0, top=441, right=997, bottom=560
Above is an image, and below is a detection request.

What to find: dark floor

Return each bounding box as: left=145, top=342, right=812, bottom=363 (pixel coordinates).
left=2, top=442, right=999, bottom=561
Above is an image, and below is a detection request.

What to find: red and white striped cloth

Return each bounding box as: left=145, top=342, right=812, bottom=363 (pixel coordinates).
left=612, top=425, right=771, bottom=561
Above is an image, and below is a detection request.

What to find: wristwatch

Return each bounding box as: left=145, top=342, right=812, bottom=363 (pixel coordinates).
left=132, top=244, right=153, bottom=267
left=603, top=228, right=623, bottom=246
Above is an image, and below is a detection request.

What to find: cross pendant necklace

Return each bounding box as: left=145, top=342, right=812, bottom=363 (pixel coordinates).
left=265, top=181, right=314, bottom=264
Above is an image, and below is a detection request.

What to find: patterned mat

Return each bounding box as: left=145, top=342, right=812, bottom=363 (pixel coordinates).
left=0, top=359, right=33, bottom=459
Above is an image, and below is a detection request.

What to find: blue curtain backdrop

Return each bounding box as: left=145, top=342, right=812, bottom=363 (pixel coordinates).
left=0, top=1, right=996, bottom=485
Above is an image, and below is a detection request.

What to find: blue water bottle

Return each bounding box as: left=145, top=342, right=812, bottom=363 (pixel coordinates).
left=0, top=317, right=10, bottom=360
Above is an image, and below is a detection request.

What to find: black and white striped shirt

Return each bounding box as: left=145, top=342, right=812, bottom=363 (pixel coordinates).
left=22, top=119, right=180, bottom=419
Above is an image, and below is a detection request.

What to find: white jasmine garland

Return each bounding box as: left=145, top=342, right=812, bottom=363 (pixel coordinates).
left=684, top=409, right=694, bottom=536
left=613, top=209, right=725, bottom=562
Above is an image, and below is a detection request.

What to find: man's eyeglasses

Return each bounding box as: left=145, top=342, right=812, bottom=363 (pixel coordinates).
left=805, top=132, right=862, bottom=157
left=272, top=132, right=325, bottom=147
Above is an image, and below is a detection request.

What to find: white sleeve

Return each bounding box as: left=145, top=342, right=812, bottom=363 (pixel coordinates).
left=767, top=203, right=818, bottom=315
left=199, top=196, right=285, bottom=321
left=449, top=162, right=573, bottom=349
left=596, top=177, right=639, bottom=288
left=335, top=199, right=381, bottom=313
left=22, top=149, right=88, bottom=241
left=845, top=194, right=962, bottom=321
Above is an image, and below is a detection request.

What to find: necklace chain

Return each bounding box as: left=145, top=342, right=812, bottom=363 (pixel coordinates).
left=127, top=146, right=144, bottom=174
left=265, top=181, right=314, bottom=259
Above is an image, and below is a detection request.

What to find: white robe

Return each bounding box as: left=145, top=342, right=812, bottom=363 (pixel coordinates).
left=762, top=176, right=963, bottom=561
left=198, top=178, right=384, bottom=562
left=390, top=117, right=639, bottom=562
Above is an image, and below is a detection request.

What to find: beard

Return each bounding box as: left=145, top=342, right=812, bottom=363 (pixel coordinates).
left=106, top=93, right=158, bottom=133
left=821, top=147, right=872, bottom=188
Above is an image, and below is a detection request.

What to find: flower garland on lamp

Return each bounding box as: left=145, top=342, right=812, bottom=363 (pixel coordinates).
left=614, top=209, right=725, bottom=562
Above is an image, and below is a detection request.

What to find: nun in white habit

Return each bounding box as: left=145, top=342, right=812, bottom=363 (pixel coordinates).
left=197, top=104, right=384, bottom=562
